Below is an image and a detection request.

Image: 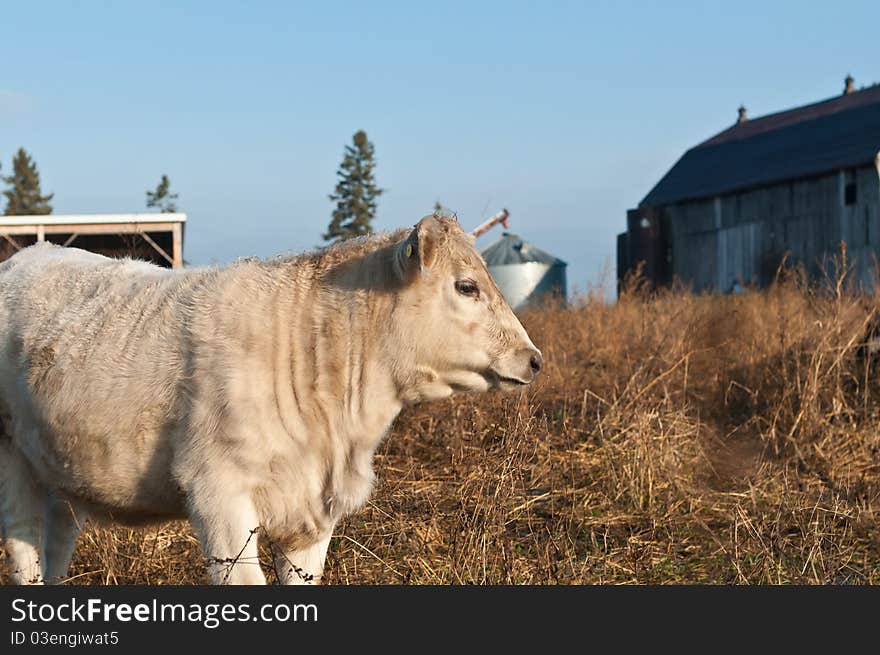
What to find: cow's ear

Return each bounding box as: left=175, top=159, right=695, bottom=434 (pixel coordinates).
left=394, top=215, right=441, bottom=280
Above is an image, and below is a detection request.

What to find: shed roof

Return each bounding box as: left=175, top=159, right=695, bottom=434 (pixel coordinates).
left=481, top=233, right=566, bottom=267
left=0, top=213, right=186, bottom=226
left=640, top=84, right=880, bottom=207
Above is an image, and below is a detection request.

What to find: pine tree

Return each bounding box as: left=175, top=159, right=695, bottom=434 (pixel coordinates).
left=146, top=175, right=178, bottom=213
left=3, top=148, right=53, bottom=215
left=324, top=130, right=384, bottom=242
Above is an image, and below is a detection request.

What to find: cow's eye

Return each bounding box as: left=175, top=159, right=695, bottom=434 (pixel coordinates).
left=455, top=280, right=480, bottom=298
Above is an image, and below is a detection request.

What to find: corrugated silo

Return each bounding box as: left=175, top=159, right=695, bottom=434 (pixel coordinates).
left=481, top=232, right=567, bottom=310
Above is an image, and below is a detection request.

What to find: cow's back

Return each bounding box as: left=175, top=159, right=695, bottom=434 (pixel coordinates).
left=0, top=243, right=208, bottom=519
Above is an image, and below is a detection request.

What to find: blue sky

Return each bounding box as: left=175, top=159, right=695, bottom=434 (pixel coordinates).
left=1, top=1, right=878, bottom=296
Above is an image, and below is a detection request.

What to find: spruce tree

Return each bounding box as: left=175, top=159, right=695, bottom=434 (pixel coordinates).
left=3, top=148, right=54, bottom=215
left=146, top=175, right=178, bottom=213
left=324, top=130, right=384, bottom=242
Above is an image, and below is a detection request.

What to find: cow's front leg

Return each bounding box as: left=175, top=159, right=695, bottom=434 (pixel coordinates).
left=189, top=492, right=267, bottom=585
left=42, top=496, right=87, bottom=584
left=0, top=442, right=47, bottom=584
left=272, top=533, right=332, bottom=585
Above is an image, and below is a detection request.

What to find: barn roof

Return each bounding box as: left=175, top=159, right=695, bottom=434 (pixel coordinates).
left=481, top=233, right=566, bottom=267
left=640, top=83, right=880, bottom=207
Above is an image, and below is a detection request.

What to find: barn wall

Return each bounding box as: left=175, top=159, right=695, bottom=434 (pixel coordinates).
left=840, top=166, right=880, bottom=288
left=664, top=198, right=716, bottom=291
left=659, top=165, right=880, bottom=292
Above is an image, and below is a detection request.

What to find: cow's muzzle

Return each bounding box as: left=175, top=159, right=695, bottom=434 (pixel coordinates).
left=490, top=348, right=544, bottom=389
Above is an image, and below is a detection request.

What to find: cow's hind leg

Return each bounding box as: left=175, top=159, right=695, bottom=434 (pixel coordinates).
left=41, top=496, right=86, bottom=584
left=271, top=532, right=332, bottom=585
left=0, top=442, right=46, bottom=584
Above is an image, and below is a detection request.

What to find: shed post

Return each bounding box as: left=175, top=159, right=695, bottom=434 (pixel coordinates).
left=172, top=223, right=183, bottom=268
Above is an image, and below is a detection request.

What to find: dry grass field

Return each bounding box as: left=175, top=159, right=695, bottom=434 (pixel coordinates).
left=2, top=264, right=880, bottom=584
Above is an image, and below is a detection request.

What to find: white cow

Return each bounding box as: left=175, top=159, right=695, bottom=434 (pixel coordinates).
left=0, top=215, right=542, bottom=584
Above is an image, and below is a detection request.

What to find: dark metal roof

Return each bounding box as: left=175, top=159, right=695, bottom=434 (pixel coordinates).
left=481, top=233, right=566, bottom=267
left=641, top=84, right=880, bottom=207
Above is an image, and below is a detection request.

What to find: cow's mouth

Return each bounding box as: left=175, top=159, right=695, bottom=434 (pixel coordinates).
left=486, top=370, right=530, bottom=389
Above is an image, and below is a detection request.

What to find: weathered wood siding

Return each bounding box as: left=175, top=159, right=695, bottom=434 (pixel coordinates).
left=662, top=164, right=880, bottom=291
left=840, top=166, right=880, bottom=288
left=665, top=198, right=716, bottom=292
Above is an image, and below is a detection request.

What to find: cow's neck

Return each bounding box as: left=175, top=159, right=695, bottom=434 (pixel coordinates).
left=269, top=269, right=404, bottom=517
left=292, top=271, right=404, bottom=456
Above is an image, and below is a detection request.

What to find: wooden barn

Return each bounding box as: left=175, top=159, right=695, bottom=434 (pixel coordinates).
left=617, top=77, right=880, bottom=293
left=0, top=213, right=186, bottom=268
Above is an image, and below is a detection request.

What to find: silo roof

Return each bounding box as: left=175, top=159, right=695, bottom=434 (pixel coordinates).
left=481, top=233, right=566, bottom=267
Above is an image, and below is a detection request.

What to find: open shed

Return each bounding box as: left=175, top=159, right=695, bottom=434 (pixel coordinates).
left=0, top=213, right=186, bottom=268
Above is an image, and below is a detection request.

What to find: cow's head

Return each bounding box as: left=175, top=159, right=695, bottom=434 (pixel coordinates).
left=390, top=214, right=543, bottom=403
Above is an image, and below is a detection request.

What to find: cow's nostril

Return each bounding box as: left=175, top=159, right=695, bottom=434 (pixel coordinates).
left=529, top=353, right=543, bottom=375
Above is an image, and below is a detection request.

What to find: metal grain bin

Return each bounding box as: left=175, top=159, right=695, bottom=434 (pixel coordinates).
left=481, top=233, right=567, bottom=310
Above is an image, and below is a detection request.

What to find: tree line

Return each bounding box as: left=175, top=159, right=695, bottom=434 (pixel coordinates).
left=0, top=148, right=179, bottom=216
left=2, top=130, right=438, bottom=241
